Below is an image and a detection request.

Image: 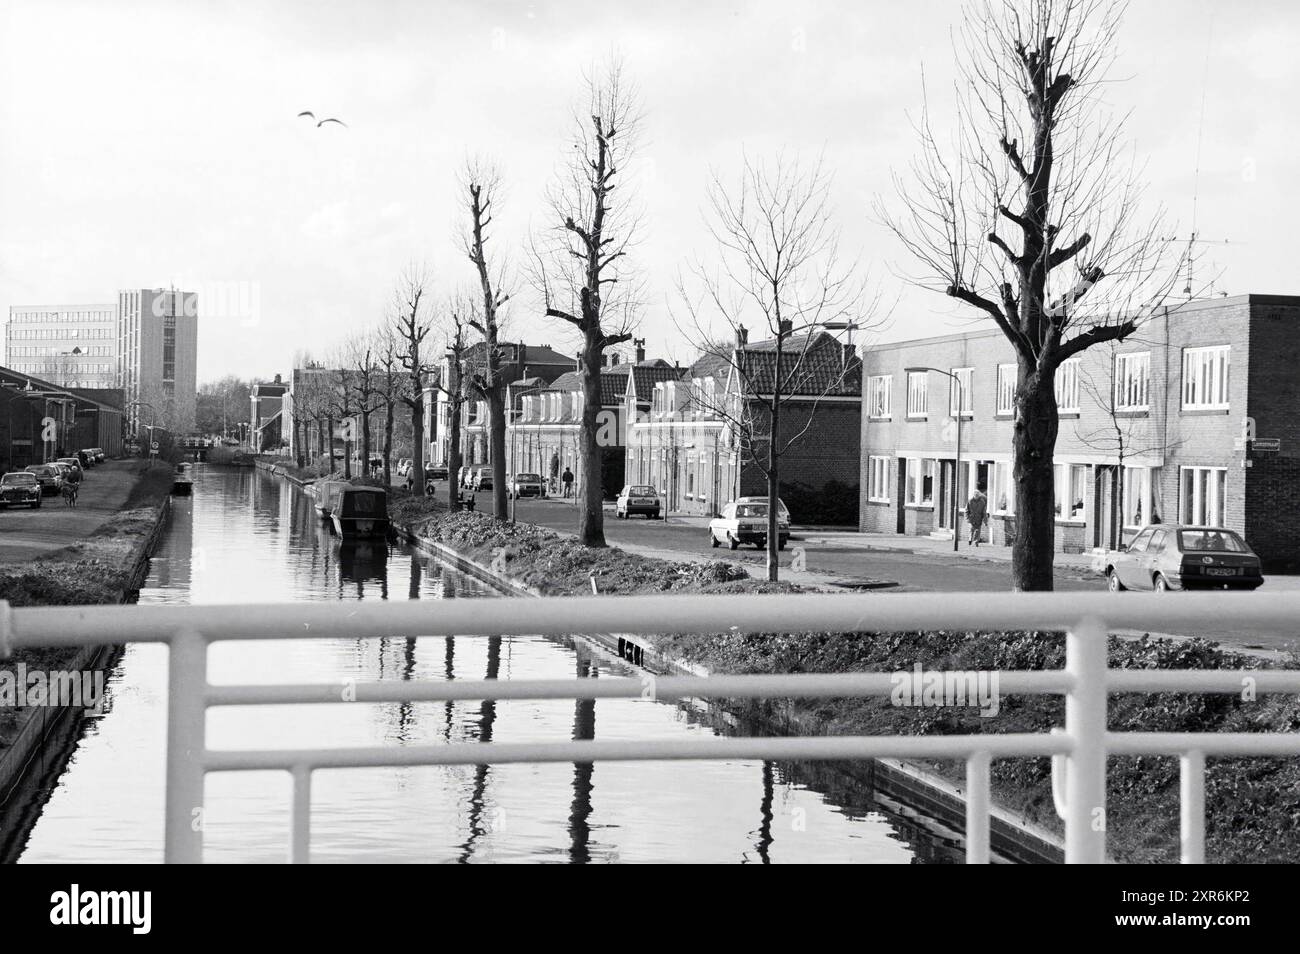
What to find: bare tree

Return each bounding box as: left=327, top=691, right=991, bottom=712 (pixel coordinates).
left=345, top=332, right=384, bottom=480
left=389, top=265, right=435, bottom=496
left=676, top=152, right=876, bottom=581
left=878, top=0, right=1188, bottom=590
left=438, top=295, right=473, bottom=501
left=374, top=328, right=404, bottom=489
left=532, top=59, right=644, bottom=547
left=460, top=160, right=512, bottom=519
left=327, top=356, right=355, bottom=480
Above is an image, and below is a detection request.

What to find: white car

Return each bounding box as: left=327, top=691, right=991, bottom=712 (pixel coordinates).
left=709, top=497, right=790, bottom=550
left=396, top=458, right=413, bottom=477
left=615, top=484, right=661, bottom=519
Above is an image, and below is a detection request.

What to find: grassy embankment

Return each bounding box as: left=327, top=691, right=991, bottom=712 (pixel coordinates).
left=391, top=490, right=1300, bottom=864
left=0, top=460, right=175, bottom=754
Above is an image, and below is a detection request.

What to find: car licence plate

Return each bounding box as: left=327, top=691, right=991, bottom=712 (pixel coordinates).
left=1205, top=567, right=1238, bottom=577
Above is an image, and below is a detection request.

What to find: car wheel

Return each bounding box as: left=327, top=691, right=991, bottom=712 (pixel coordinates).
left=778, top=540, right=786, bottom=551
left=1106, top=569, right=1124, bottom=592
left=710, top=530, right=719, bottom=548
left=1154, top=574, right=1170, bottom=593
left=728, top=534, right=738, bottom=551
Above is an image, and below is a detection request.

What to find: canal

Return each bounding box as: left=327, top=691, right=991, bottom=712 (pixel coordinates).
left=11, top=465, right=980, bottom=863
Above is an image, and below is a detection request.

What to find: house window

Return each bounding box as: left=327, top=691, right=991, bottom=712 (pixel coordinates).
left=906, top=372, right=928, bottom=418
left=1115, top=352, right=1151, bottom=411
left=867, top=456, right=890, bottom=503
left=949, top=368, right=973, bottom=418
left=996, top=364, right=1016, bottom=416
left=697, top=456, right=708, bottom=501
left=1055, top=358, right=1080, bottom=413
left=1180, top=466, right=1227, bottom=526
left=991, top=461, right=1015, bottom=514
left=1182, top=345, right=1230, bottom=410
left=1054, top=463, right=1087, bottom=521
left=1122, top=465, right=1163, bottom=528
left=867, top=375, right=892, bottom=419
left=907, top=458, right=935, bottom=506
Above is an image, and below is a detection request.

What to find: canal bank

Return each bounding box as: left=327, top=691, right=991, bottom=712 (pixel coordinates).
left=387, top=505, right=1064, bottom=863
left=18, top=465, right=973, bottom=863
left=0, top=460, right=175, bottom=811
left=381, top=498, right=1300, bottom=864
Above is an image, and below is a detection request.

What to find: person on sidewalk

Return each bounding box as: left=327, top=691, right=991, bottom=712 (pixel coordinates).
left=561, top=466, right=574, bottom=498
left=965, top=484, right=988, bottom=546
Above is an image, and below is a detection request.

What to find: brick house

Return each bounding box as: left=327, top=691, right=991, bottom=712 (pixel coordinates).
left=859, top=294, right=1300, bottom=568
left=625, top=327, right=862, bottom=523
left=512, top=344, right=676, bottom=496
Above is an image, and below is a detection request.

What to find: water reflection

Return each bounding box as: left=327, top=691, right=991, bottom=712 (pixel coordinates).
left=11, top=464, right=978, bottom=864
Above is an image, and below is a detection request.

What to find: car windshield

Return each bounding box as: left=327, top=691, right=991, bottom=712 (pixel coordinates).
left=629, top=486, right=656, bottom=496
left=25, top=466, right=51, bottom=475
left=736, top=504, right=768, bottom=518
left=3, top=473, right=36, bottom=485
left=517, top=474, right=541, bottom=481
left=1179, top=529, right=1248, bottom=553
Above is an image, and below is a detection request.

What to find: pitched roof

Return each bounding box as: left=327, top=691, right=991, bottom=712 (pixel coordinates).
left=735, top=331, right=861, bottom=396
left=628, top=361, right=684, bottom=402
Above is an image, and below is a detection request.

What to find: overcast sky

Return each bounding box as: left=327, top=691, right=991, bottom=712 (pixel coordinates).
left=2, top=0, right=1296, bottom=383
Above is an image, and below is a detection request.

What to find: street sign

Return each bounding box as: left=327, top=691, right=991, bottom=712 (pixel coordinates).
left=1252, top=438, right=1281, bottom=452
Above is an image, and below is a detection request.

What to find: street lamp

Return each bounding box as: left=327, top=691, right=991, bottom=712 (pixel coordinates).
left=905, top=366, right=964, bottom=552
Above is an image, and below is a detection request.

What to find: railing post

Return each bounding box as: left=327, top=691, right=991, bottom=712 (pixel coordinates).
left=965, top=751, right=991, bottom=864
left=165, top=628, right=207, bottom=864
left=1180, top=750, right=1206, bottom=864
left=1064, top=616, right=1107, bottom=864
left=291, top=765, right=313, bottom=864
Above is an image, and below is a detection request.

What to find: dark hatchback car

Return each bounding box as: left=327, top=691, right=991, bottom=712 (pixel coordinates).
left=1105, top=525, right=1264, bottom=592
left=24, top=464, right=63, bottom=495
left=0, top=472, right=43, bottom=509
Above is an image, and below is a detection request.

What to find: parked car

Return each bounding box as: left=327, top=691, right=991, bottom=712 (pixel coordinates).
left=427, top=463, right=449, bottom=481
left=709, top=497, right=791, bottom=550
left=22, top=467, right=63, bottom=496
left=0, top=472, right=43, bottom=509
left=91, top=447, right=106, bottom=463
left=507, top=473, right=544, bottom=499
left=615, top=484, right=661, bottom=519
left=56, top=458, right=85, bottom=483
left=471, top=467, right=493, bottom=492
left=396, top=458, right=413, bottom=477
left=1104, top=525, right=1264, bottom=592
left=24, top=464, right=64, bottom=495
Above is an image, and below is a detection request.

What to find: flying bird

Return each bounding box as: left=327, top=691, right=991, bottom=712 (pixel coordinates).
left=297, top=111, right=347, bottom=128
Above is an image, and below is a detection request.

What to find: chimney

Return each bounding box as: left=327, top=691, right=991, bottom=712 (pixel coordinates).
left=735, top=325, right=748, bottom=347
left=517, top=342, right=527, bottom=375
left=842, top=342, right=856, bottom=366
left=610, top=352, right=620, bottom=366
left=273, top=373, right=282, bottom=384
left=634, top=337, right=646, bottom=363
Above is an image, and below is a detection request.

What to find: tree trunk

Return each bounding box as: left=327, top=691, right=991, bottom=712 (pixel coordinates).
left=577, top=331, right=606, bottom=547
left=361, top=408, right=372, bottom=475
left=448, top=399, right=463, bottom=501
left=488, top=389, right=507, bottom=519
left=410, top=396, right=426, bottom=496
left=1011, top=368, right=1059, bottom=591
left=383, top=403, right=394, bottom=489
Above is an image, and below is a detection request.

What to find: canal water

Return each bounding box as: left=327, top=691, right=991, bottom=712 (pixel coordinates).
left=13, top=465, right=971, bottom=863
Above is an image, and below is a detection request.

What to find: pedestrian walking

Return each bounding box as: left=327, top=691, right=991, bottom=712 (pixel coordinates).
left=965, top=484, right=988, bottom=546
left=561, top=466, right=574, bottom=498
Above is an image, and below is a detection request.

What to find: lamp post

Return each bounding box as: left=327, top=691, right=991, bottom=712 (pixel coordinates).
left=904, top=366, right=964, bottom=552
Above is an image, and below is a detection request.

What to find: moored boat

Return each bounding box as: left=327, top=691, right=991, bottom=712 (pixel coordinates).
left=313, top=479, right=349, bottom=518
left=329, top=485, right=389, bottom=538
left=172, top=462, right=194, bottom=495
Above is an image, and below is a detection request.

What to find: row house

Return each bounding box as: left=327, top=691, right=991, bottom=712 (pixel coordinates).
left=625, top=327, right=863, bottom=523
left=432, top=341, right=574, bottom=468
left=250, top=374, right=288, bottom=452
left=859, top=294, right=1300, bottom=567
left=0, top=365, right=124, bottom=471
left=510, top=343, right=677, bottom=496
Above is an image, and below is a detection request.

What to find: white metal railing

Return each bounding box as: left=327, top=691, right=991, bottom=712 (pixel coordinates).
left=3, top=591, right=1300, bottom=864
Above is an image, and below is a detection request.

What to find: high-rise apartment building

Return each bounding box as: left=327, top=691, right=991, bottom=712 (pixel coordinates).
left=4, top=303, right=118, bottom=387
left=117, top=288, right=198, bottom=434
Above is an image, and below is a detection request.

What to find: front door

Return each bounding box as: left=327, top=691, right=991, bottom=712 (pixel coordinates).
left=938, top=460, right=955, bottom=529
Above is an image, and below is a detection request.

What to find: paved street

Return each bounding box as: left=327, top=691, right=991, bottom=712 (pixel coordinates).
left=429, top=483, right=1300, bottom=654
left=0, top=460, right=145, bottom=562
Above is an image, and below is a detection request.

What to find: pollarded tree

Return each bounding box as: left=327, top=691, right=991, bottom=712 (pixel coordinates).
left=460, top=160, right=512, bottom=520
left=879, top=0, right=1188, bottom=590
left=533, top=59, right=644, bottom=547
left=389, top=265, right=435, bottom=497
